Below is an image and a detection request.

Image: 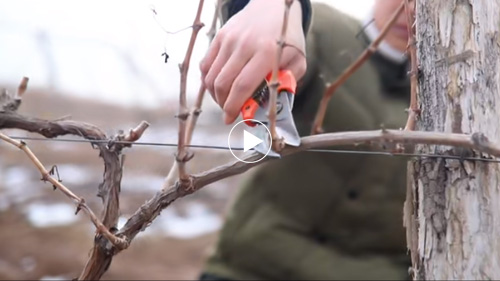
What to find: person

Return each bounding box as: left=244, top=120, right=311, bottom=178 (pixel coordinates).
left=199, top=0, right=412, bottom=279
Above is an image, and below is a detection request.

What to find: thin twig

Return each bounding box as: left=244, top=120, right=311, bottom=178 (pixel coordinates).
left=404, top=0, right=419, bottom=131
left=1, top=77, right=28, bottom=112
left=176, top=0, right=205, bottom=184
left=123, top=121, right=150, bottom=143
left=165, top=0, right=219, bottom=190
left=186, top=85, right=207, bottom=144
left=0, top=132, right=128, bottom=249
left=17, top=76, right=29, bottom=97
left=267, top=0, right=294, bottom=152
left=311, top=0, right=406, bottom=135
left=151, top=5, right=199, bottom=36
left=207, top=0, right=222, bottom=43
left=163, top=84, right=206, bottom=190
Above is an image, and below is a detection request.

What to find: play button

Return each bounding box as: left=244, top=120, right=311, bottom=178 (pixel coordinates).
left=228, top=119, right=272, bottom=163
left=243, top=130, right=263, bottom=152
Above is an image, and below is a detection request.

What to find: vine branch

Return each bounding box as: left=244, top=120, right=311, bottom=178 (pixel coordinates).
left=0, top=132, right=129, bottom=249
left=0, top=77, right=149, bottom=280
left=207, top=0, right=222, bottom=43
left=164, top=84, right=206, bottom=190
left=176, top=0, right=205, bottom=184
left=311, top=0, right=406, bottom=135
left=267, top=0, right=294, bottom=152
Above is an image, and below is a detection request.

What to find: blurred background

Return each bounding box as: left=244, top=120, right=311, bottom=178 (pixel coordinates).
left=0, top=0, right=373, bottom=280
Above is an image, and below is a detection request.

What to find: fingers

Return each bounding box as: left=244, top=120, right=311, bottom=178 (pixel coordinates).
left=213, top=47, right=252, bottom=107
left=203, top=41, right=234, bottom=103
left=280, top=47, right=307, bottom=81
left=222, top=50, right=274, bottom=124
left=200, top=38, right=220, bottom=104
left=200, top=27, right=306, bottom=125
left=221, top=46, right=306, bottom=124
left=200, top=36, right=221, bottom=78
left=284, top=54, right=307, bottom=83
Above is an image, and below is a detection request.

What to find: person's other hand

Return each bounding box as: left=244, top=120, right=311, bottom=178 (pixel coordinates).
left=200, top=0, right=306, bottom=124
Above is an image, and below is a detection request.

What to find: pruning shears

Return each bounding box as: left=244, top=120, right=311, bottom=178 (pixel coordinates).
left=240, top=69, right=301, bottom=157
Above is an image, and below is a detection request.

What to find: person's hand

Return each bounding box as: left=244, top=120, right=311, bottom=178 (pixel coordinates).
left=200, top=0, right=306, bottom=124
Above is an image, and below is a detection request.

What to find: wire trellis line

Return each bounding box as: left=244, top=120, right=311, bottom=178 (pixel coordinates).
left=3, top=135, right=500, bottom=163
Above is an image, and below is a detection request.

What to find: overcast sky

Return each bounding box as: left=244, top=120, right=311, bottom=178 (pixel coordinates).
left=0, top=0, right=374, bottom=109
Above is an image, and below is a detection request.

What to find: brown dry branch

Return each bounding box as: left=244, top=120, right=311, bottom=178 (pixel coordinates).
left=164, top=84, right=206, bottom=190
left=0, top=132, right=128, bottom=249
left=124, top=122, right=150, bottom=142
left=0, top=76, right=28, bottom=112
left=164, top=0, right=224, bottom=191
left=311, top=0, right=406, bottom=135
left=186, top=84, right=207, bottom=146
left=403, top=0, right=419, bottom=131
left=176, top=0, right=206, bottom=184
left=1, top=108, right=149, bottom=241
left=267, top=0, right=294, bottom=152
left=17, top=76, right=29, bottom=97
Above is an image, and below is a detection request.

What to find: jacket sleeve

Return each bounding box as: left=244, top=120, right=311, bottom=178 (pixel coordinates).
left=220, top=0, right=312, bottom=36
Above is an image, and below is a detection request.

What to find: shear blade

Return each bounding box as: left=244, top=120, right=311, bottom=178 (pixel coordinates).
left=248, top=91, right=301, bottom=158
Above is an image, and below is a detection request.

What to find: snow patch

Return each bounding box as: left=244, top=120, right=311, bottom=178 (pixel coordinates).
left=117, top=216, right=128, bottom=229
left=3, top=166, right=32, bottom=186
left=24, top=203, right=79, bottom=228
left=148, top=201, right=222, bottom=239
left=1, top=166, right=42, bottom=205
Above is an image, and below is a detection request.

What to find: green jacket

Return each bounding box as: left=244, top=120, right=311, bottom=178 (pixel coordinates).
left=203, top=2, right=411, bottom=280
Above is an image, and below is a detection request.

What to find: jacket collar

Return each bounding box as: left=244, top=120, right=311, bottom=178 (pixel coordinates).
left=358, top=13, right=410, bottom=100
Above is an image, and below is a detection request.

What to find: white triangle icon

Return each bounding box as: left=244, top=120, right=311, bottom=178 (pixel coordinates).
left=243, top=130, right=263, bottom=153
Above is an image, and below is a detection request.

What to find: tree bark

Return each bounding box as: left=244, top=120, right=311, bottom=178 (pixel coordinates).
left=405, top=0, right=500, bottom=279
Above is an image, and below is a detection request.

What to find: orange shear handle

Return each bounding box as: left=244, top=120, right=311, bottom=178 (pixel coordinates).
left=241, top=98, right=260, bottom=125
left=242, top=70, right=297, bottom=127
left=266, top=69, right=297, bottom=95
